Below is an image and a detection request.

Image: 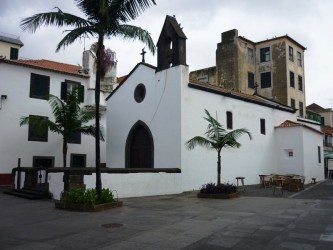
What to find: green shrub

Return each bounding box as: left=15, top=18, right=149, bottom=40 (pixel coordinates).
left=62, top=188, right=114, bottom=205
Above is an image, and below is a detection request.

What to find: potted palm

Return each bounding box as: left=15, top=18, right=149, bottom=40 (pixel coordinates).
left=185, top=109, right=252, bottom=199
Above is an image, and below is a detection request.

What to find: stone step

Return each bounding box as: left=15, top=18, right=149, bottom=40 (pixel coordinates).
left=3, top=188, right=52, bottom=200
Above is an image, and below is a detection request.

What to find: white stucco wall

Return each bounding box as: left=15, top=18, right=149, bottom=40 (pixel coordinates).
left=0, top=62, right=106, bottom=175
left=181, top=81, right=297, bottom=190
left=275, top=127, right=305, bottom=176
left=84, top=173, right=182, bottom=198
left=105, top=62, right=322, bottom=198
left=275, top=126, right=324, bottom=183
left=106, top=64, right=182, bottom=169
left=48, top=172, right=64, bottom=200
left=302, top=129, right=325, bottom=182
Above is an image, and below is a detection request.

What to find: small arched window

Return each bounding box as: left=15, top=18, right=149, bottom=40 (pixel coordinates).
left=226, top=111, right=233, bottom=130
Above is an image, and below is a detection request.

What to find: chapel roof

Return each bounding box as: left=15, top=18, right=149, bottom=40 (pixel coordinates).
left=275, top=120, right=323, bottom=134
left=188, top=80, right=296, bottom=113
left=0, top=58, right=88, bottom=78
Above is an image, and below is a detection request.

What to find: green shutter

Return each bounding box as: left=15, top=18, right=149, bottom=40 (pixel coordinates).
left=78, top=85, right=84, bottom=103
left=61, top=82, right=67, bottom=100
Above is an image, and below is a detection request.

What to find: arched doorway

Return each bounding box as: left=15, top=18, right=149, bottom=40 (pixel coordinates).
left=125, top=121, right=154, bottom=168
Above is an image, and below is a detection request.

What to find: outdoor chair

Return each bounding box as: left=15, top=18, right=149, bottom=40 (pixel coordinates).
left=272, top=177, right=284, bottom=195
left=263, top=175, right=272, bottom=188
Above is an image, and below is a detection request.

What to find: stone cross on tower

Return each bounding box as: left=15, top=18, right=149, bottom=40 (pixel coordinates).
left=141, top=48, right=146, bottom=63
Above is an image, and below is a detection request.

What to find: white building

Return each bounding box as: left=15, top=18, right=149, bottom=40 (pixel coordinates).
left=97, top=16, right=324, bottom=198
left=4, top=17, right=325, bottom=199
left=0, top=34, right=116, bottom=187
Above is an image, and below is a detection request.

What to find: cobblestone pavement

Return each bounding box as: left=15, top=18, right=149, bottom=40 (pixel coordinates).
left=1, top=180, right=333, bottom=250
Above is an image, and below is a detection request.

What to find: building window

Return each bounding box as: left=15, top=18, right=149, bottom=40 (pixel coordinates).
left=260, top=47, right=270, bottom=63
left=68, top=130, right=81, bottom=144
left=299, top=101, right=304, bottom=117
left=285, top=149, right=293, bottom=157
left=260, top=119, right=266, bottom=135
left=290, top=98, right=295, bottom=109
left=248, top=72, right=255, bottom=89
left=289, top=46, right=294, bottom=61
left=30, top=73, right=50, bottom=100
left=28, top=115, right=48, bottom=142
left=297, top=51, right=302, bottom=67
left=325, top=135, right=332, bottom=146
left=10, top=47, right=18, bottom=60
left=33, top=156, right=54, bottom=168
left=247, top=47, right=254, bottom=64
left=260, top=72, right=272, bottom=88
left=134, top=83, right=146, bottom=103
left=298, top=75, right=303, bottom=91
left=70, top=154, right=86, bottom=168
left=61, top=80, right=84, bottom=102
left=226, top=111, right=233, bottom=129
left=318, top=146, right=321, bottom=163
left=290, top=71, right=295, bottom=88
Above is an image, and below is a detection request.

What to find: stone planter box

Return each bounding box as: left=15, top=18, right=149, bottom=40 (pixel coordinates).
left=55, top=200, right=123, bottom=212
left=197, top=192, right=239, bottom=199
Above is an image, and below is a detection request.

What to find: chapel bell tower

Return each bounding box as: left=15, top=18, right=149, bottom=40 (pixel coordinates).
left=156, top=15, right=187, bottom=72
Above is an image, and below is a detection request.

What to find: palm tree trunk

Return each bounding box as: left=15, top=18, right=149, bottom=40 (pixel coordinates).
left=217, top=151, right=221, bottom=185
left=63, top=139, right=69, bottom=191
left=63, top=139, right=67, bottom=168
left=95, top=34, right=103, bottom=198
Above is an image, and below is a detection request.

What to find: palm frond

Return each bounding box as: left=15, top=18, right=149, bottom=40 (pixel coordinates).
left=110, top=0, right=156, bottom=23
left=219, top=128, right=252, bottom=149
left=56, top=26, right=96, bottom=52
left=19, top=116, right=30, bottom=127
left=185, top=136, right=214, bottom=151
left=204, top=109, right=225, bottom=142
left=109, top=24, right=156, bottom=54
left=20, top=8, right=91, bottom=32
left=186, top=110, right=252, bottom=153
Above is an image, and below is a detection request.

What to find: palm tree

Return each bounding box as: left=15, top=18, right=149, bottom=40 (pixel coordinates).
left=185, top=109, right=252, bottom=185
left=20, top=0, right=156, bottom=197
left=20, top=88, right=104, bottom=169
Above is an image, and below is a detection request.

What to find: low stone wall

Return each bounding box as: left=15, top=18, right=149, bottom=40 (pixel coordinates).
left=48, top=171, right=182, bottom=199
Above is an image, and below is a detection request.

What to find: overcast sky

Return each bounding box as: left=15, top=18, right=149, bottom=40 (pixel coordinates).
left=0, top=0, right=332, bottom=108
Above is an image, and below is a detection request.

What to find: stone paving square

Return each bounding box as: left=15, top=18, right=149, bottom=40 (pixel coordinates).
left=1, top=180, right=333, bottom=249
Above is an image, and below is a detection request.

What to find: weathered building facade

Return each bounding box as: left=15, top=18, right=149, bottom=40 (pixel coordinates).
left=190, top=29, right=306, bottom=117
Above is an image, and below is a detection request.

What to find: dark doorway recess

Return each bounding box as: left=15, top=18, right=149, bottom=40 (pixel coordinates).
left=126, top=121, right=154, bottom=168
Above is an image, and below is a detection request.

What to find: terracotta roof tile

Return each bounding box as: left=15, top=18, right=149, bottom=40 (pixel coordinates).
left=1, top=58, right=88, bottom=78
left=321, top=125, right=333, bottom=135
left=276, top=120, right=301, bottom=128
left=276, top=120, right=323, bottom=134
left=117, top=75, right=127, bottom=84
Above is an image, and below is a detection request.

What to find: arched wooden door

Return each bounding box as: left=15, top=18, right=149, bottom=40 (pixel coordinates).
left=126, top=121, right=154, bottom=168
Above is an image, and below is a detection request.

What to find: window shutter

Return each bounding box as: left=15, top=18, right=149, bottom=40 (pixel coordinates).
left=78, top=85, right=84, bottom=103
left=61, top=82, right=67, bottom=100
